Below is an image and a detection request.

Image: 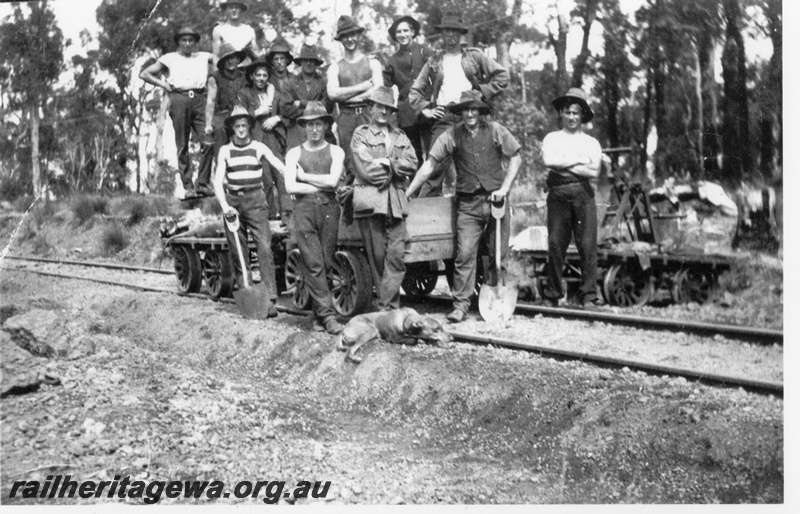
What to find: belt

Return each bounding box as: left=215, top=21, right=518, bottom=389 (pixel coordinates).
left=173, top=88, right=206, bottom=99
left=546, top=171, right=584, bottom=188
left=456, top=188, right=490, bottom=199
left=339, top=103, right=367, bottom=114
left=225, top=187, right=263, bottom=197
left=296, top=191, right=336, bottom=200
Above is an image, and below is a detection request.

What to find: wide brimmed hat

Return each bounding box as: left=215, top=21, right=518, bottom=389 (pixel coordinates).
left=366, top=86, right=398, bottom=112
left=220, top=1, right=247, bottom=11
left=297, top=101, right=334, bottom=126
left=265, top=37, right=294, bottom=65
left=294, top=44, right=323, bottom=66
left=244, top=56, right=270, bottom=80
left=334, top=15, right=365, bottom=41
left=225, top=105, right=255, bottom=128
left=449, top=90, right=491, bottom=115
left=552, top=87, right=594, bottom=123
left=174, top=26, right=201, bottom=44
left=435, top=13, right=469, bottom=33
left=216, top=43, right=247, bottom=71
left=389, top=15, right=420, bottom=41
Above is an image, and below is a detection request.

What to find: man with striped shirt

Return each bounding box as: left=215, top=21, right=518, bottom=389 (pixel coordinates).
left=213, top=106, right=288, bottom=317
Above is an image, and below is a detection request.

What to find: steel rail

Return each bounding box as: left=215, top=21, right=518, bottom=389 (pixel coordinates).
left=4, top=255, right=174, bottom=275
left=448, top=330, right=782, bottom=397
left=416, top=293, right=782, bottom=345
left=3, top=265, right=782, bottom=396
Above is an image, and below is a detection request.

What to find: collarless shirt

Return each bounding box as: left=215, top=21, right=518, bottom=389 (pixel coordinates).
left=158, top=51, right=211, bottom=90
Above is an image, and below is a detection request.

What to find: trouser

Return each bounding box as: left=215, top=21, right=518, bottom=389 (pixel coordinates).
left=223, top=188, right=278, bottom=301
left=336, top=106, right=370, bottom=182
left=193, top=112, right=229, bottom=190
left=357, top=214, right=407, bottom=311
left=294, top=193, right=340, bottom=321
left=168, top=91, right=212, bottom=190
left=451, top=192, right=511, bottom=313
left=544, top=181, right=598, bottom=303
left=399, top=122, right=432, bottom=169
left=253, top=123, right=289, bottom=218
left=418, top=112, right=458, bottom=198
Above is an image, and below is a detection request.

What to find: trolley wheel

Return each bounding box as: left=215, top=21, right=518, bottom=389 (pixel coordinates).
left=284, top=248, right=312, bottom=310
left=202, top=250, right=234, bottom=299
left=331, top=250, right=373, bottom=317
left=603, top=261, right=653, bottom=307
left=402, top=261, right=439, bottom=299
left=173, top=245, right=202, bottom=294
left=670, top=266, right=715, bottom=305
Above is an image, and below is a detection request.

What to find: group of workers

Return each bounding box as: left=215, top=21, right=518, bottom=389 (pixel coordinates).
left=140, top=1, right=602, bottom=334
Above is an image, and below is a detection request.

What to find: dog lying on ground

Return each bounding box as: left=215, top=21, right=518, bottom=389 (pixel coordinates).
left=336, top=308, right=453, bottom=363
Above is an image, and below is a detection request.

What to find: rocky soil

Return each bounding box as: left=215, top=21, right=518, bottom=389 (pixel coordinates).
left=0, top=200, right=785, bottom=505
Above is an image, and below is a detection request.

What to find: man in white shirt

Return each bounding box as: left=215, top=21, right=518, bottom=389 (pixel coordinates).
left=140, top=27, right=212, bottom=199
left=540, top=87, right=602, bottom=308
left=212, top=1, right=260, bottom=66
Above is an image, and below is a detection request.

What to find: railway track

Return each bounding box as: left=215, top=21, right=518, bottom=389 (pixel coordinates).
left=1, top=256, right=783, bottom=396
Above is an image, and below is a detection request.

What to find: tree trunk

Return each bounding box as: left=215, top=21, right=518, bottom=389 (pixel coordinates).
left=694, top=42, right=703, bottom=179
left=721, top=0, right=749, bottom=184
left=761, top=0, right=781, bottom=181
left=548, top=3, right=569, bottom=96
left=495, top=34, right=510, bottom=70
left=699, top=30, right=721, bottom=180
left=571, top=0, right=599, bottom=88
left=29, top=98, right=42, bottom=197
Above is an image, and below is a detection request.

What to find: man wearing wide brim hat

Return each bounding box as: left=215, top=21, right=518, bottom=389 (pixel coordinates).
left=384, top=14, right=434, bottom=165
left=284, top=101, right=346, bottom=334
left=327, top=15, right=384, bottom=205
left=409, top=12, right=509, bottom=197
left=213, top=1, right=259, bottom=66
left=407, top=89, right=522, bottom=323
left=281, top=45, right=336, bottom=149
left=540, top=86, right=601, bottom=308
left=200, top=42, right=248, bottom=196
left=349, top=86, right=418, bottom=311
left=213, top=105, right=288, bottom=318
left=140, top=26, right=213, bottom=199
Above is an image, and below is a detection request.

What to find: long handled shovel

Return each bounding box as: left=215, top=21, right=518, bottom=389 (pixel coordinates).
left=224, top=212, right=270, bottom=320
left=478, top=197, right=518, bottom=322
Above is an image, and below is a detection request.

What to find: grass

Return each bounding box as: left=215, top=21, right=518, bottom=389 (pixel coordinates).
left=124, top=198, right=156, bottom=227
left=71, top=195, right=109, bottom=226
left=101, top=223, right=129, bottom=255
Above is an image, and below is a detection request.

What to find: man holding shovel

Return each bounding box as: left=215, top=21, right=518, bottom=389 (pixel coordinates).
left=407, top=90, right=521, bottom=323
left=213, top=106, right=288, bottom=318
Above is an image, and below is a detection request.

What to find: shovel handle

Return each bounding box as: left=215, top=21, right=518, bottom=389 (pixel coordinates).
left=226, top=212, right=250, bottom=289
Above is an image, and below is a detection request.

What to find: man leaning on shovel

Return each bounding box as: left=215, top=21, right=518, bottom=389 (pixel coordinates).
left=213, top=105, right=288, bottom=318
left=406, top=90, right=521, bottom=323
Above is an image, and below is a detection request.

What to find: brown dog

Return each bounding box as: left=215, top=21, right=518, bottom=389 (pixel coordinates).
left=336, top=308, right=453, bottom=363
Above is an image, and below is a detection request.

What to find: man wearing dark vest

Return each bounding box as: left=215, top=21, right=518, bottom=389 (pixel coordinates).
left=327, top=15, right=383, bottom=179
left=213, top=106, right=288, bottom=318
left=139, top=26, right=212, bottom=199
left=262, top=37, right=294, bottom=217
left=407, top=91, right=521, bottom=323
left=350, top=86, right=418, bottom=311
left=281, top=44, right=335, bottom=151
left=383, top=15, right=434, bottom=166
left=203, top=43, right=247, bottom=196
left=284, top=102, right=346, bottom=334
left=409, top=13, right=509, bottom=198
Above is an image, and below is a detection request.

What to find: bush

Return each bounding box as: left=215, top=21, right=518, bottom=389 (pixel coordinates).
left=125, top=198, right=155, bottom=226
left=71, top=195, right=109, bottom=226
left=0, top=175, right=32, bottom=202
left=30, top=233, right=51, bottom=255
left=101, top=223, right=129, bottom=255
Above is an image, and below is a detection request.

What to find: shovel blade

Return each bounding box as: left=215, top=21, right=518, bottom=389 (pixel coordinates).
left=478, top=282, right=518, bottom=323
left=233, top=282, right=271, bottom=320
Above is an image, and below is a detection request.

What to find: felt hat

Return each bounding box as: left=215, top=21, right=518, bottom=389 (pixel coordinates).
left=388, top=15, right=420, bottom=41
left=448, top=90, right=491, bottom=115
left=220, top=1, right=247, bottom=11
left=265, top=37, right=294, bottom=66
left=366, top=86, right=398, bottom=112
left=216, top=43, right=247, bottom=71
left=225, top=105, right=255, bottom=128
left=334, top=15, right=365, bottom=41
left=244, top=55, right=270, bottom=82
left=297, top=101, right=334, bottom=126
left=552, top=87, right=594, bottom=123
left=435, top=13, right=469, bottom=33
left=173, top=26, right=201, bottom=44
left=294, top=44, right=324, bottom=66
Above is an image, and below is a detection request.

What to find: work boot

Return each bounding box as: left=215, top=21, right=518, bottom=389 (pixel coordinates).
left=323, top=317, right=344, bottom=335
left=267, top=302, right=279, bottom=318
left=183, top=187, right=199, bottom=199
left=195, top=183, right=214, bottom=197
left=446, top=308, right=466, bottom=323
